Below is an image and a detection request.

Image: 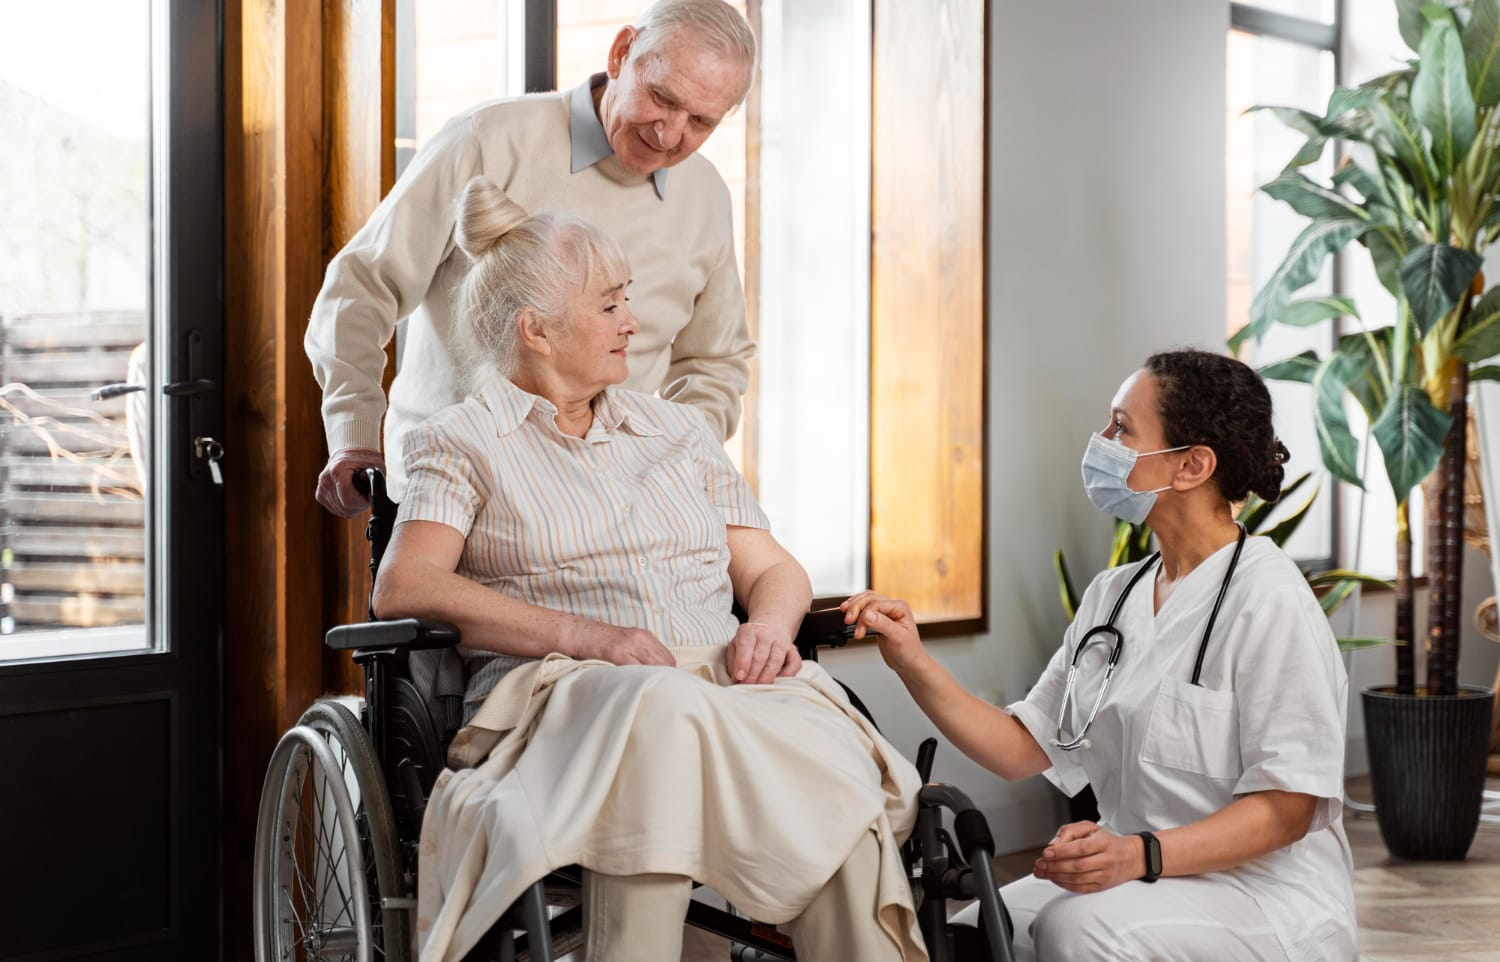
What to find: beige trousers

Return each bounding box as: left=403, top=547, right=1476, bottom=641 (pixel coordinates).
left=582, top=832, right=903, bottom=962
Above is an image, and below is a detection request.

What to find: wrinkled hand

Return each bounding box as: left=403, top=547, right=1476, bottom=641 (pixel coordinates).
left=1033, top=821, right=1143, bottom=893
left=725, top=621, right=801, bottom=684
left=316, top=447, right=387, bottom=518
left=840, top=591, right=928, bottom=677
left=572, top=623, right=675, bottom=668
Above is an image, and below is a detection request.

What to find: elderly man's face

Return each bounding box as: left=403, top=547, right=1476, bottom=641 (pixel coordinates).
left=599, top=26, right=747, bottom=176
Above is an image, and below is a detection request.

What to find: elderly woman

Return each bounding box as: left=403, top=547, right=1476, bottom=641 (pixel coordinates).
left=373, top=177, right=922, bottom=962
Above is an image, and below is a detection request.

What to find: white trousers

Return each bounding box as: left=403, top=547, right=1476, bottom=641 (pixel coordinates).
left=582, top=831, right=905, bottom=962
left=951, top=873, right=1288, bottom=962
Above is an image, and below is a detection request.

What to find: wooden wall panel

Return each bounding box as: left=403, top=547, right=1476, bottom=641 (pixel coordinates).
left=870, top=0, right=986, bottom=627
left=223, top=0, right=392, bottom=956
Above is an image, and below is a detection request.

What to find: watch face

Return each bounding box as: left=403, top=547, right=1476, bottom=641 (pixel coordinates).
left=1146, top=835, right=1163, bottom=875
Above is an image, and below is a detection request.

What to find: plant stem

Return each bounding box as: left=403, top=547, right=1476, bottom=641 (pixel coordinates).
left=1424, top=361, right=1468, bottom=698
left=1395, top=501, right=1415, bottom=695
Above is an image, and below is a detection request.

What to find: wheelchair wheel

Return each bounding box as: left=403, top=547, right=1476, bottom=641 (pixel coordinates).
left=254, top=702, right=411, bottom=961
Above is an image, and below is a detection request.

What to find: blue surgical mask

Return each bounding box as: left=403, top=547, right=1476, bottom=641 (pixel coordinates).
left=1080, top=433, right=1189, bottom=525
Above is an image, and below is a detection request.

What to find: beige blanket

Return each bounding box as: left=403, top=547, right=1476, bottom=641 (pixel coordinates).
left=415, top=646, right=926, bottom=961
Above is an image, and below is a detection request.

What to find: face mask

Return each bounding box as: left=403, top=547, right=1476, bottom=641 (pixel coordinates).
left=1080, top=433, right=1189, bottom=525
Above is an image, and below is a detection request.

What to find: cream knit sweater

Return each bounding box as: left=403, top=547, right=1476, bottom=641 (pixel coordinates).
left=304, top=81, right=752, bottom=496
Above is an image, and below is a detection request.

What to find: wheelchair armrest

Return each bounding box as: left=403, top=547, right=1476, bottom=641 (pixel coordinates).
left=324, top=617, right=462, bottom=652
left=918, top=782, right=995, bottom=857
left=793, top=606, right=859, bottom=658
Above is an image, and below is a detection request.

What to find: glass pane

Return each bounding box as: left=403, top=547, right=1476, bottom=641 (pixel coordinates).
left=0, top=1, right=152, bottom=660
left=1239, top=0, right=1335, bottom=25
left=1226, top=29, right=1336, bottom=564
left=398, top=0, right=525, bottom=174
left=753, top=0, right=869, bottom=595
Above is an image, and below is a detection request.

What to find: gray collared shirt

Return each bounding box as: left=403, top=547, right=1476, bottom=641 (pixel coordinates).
left=568, top=73, right=668, bottom=200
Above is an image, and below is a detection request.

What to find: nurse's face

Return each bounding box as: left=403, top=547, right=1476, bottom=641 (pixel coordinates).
left=1101, top=370, right=1182, bottom=491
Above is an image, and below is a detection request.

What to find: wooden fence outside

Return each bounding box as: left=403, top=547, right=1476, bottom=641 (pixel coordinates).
left=0, top=310, right=147, bottom=632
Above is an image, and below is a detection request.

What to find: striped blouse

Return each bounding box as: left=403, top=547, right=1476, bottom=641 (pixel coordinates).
left=395, top=377, right=769, bottom=714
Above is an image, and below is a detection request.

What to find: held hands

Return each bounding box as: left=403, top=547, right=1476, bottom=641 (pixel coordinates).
left=840, top=591, right=930, bottom=677
left=1033, top=821, right=1144, bottom=893
left=316, top=447, right=387, bottom=517
left=726, top=621, right=802, bottom=685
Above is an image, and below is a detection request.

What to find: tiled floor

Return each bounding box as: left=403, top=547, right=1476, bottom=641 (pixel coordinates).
left=671, top=775, right=1500, bottom=961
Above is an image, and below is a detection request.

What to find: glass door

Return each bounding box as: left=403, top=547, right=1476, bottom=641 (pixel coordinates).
left=0, top=0, right=224, bottom=957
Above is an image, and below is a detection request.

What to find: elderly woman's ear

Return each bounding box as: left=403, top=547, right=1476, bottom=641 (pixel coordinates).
left=516, top=305, right=554, bottom=357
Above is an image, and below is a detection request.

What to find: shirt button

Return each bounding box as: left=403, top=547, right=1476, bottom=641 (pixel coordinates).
left=637, top=556, right=648, bottom=567
left=623, top=504, right=633, bottom=514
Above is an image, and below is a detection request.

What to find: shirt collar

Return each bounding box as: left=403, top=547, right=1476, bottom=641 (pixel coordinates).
left=568, top=73, right=669, bottom=200
left=480, top=379, right=664, bottom=438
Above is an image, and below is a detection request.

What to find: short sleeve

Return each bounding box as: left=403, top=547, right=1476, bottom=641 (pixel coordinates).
left=1231, top=587, right=1349, bottom=832
left=693, top=418, right=769, bottom=530
left=1007, top=602, right=1092, bottom=798
left=396, top=421, right=482, bottom=538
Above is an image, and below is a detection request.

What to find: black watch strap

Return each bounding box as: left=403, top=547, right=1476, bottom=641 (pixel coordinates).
left=1136, top=831, right=1162, bottom=883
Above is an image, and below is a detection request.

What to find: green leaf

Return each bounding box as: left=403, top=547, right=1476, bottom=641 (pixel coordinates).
left=1312, top=353, right=1365, bottom=488
left=1397, top=0, right=1428, bottom=51
left=1261, top=483, right=1321, bottom=547
left=1361, top=229, right=1410, bottom=297
left=1248, top=104, right=1327, bottom=139
left=1286, top=135, right=1329, bottom=171
left=1466, top=0, right=1500, bottom=105
left=1333, top=148, right=1391, bottom=206
left=1263, top=172, right=1371, bottom=221
left=1237, top=471, right=1313, bottom=534
left=1257, top=350, right=1321, bottom=384
left=1400, top=243, right=1483, bottom=335
left=1371, top=383, right=1452, bottom=505
left=1370, top=96, right=1437, bottom=185
left=1318, top=579, right=1359, bottom=616
left=1053, top=549, right=1079, bottom=621
left=1454, top=286, right=1500, bottom=361
left=1412, top=9, right=1477, bottom=175
left=1336, top=636, right=1399, bottom=652
left=1470, top=364, right=1500, bottom=381
left=1338, top=327, right=1396, bottom=420
left=1329, top=85, right=1383, bottom=118
left=1248, top=219, right=1367, bottom=346
left=1279, top=295, right=1361, bottom=327
left=1306, top=569, right=1397, bottom=590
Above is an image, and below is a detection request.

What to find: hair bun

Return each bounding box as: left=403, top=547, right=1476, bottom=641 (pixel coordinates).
left=455, top=176, right=530, bottom=260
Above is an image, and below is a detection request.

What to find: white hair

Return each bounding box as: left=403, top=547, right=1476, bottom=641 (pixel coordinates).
left=453, top=177, right=630, bottom=389
left=628, top=0, right=758, bottom=105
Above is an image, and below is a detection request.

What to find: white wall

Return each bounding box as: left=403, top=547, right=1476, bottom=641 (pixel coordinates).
left=824, top=0, right=1230, bottom=855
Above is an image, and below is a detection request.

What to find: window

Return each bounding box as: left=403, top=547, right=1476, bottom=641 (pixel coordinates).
left=1226, top=2, right=1339, bottom=569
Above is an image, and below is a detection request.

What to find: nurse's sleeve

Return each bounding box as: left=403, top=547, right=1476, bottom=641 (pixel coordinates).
left=1006, top=609, right=1091, bottom=798
left=1232, top=585, right=1349, bottom=833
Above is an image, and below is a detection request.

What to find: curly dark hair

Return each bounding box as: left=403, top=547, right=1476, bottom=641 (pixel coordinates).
left=1143, top=349, right=1290, bottom=503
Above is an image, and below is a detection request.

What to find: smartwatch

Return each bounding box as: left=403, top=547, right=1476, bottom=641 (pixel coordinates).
left=1136, top=831, right=1162, bottom=883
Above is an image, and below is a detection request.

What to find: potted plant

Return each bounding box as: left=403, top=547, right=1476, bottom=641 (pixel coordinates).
left=1244, top=0, right=1497, bottom=859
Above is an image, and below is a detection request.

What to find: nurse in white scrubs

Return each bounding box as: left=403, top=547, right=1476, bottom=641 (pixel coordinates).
left=845, top=349, right=1357, bottom=961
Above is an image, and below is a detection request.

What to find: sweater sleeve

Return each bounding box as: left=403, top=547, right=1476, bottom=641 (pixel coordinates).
left=304, top=113, right=484, bottom=454
left=657, top=193, right=754, bottom=443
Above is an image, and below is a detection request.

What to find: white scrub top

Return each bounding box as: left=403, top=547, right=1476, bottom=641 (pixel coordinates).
left=1008, top=535, right=1357, bottom=961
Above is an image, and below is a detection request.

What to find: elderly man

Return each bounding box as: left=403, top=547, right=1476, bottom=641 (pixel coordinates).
left=305, top=0, right=756, bottom=515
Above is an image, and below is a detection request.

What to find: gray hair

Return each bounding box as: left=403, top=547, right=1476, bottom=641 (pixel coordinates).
left=453, top=176, right=630, bottom=389
left=628, top=0, right=758, bottom=105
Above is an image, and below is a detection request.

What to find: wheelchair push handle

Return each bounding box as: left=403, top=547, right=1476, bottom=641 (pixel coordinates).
left=354, top=466, right=387, bottom=501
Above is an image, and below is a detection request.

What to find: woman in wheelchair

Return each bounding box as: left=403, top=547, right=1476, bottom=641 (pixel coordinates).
left=371, top=175, right=926, bottom=962
left=845, top=350, right=1357, bottom=962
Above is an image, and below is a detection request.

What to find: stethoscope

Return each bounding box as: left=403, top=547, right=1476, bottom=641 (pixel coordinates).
left=1052, top=524, right=1247, bottom=751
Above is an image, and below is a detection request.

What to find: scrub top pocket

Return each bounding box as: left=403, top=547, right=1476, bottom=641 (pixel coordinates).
left=1139, top=677, right=1241, bottom=780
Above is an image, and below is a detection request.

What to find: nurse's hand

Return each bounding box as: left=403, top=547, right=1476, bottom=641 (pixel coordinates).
left=840, top=591, right=929, bottom=677
left=1033, top=821, right=1144, bottom=893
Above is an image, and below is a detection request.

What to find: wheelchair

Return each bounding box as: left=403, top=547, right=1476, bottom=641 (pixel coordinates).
left=254, top=469, right=1015, bottom=962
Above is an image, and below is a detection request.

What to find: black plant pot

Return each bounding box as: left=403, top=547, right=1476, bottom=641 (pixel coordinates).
left=1362, top=685, right=1495, bottom=860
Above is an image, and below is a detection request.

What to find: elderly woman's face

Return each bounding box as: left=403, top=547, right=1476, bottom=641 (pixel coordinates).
left=549, top=278, right=637, bottom=391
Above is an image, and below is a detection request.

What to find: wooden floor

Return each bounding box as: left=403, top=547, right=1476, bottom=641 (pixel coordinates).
left=1346, top=775, right=1500, bottom=961
left=674, top=776, right=1500, bottom=960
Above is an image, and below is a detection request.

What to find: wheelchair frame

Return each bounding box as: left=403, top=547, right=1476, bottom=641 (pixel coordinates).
left=253, top=468, right=1014, bottom=962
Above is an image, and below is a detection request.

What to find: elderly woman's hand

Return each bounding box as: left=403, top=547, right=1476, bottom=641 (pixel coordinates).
left=568, top=622, right=676, bottom=668
left=840, top=592, right=930, bottom=678
left=726, top=621, right=802, bottom=685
